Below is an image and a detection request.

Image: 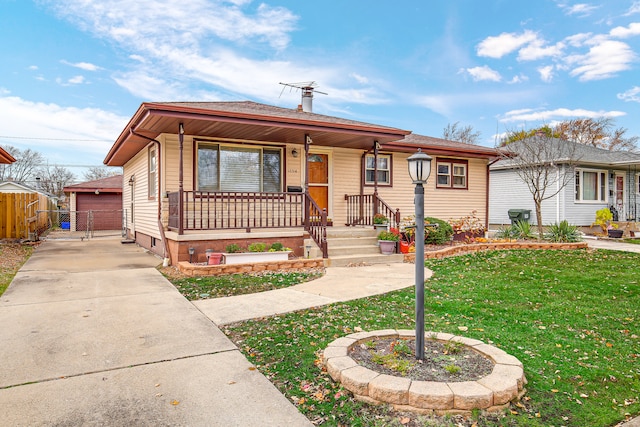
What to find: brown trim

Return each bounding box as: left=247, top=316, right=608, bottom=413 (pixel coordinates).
left=435, top=158, right=469, bottom=190
left=363, top=152, right=393, bottom=187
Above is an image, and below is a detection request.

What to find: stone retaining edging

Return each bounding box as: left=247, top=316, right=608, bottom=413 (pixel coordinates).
left=323, top=329, right=527, bottom=415
left=404, top=241, right=588, bottom=262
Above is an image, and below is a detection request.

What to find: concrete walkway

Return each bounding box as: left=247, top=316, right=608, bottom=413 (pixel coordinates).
left=194, top=261, right=426, bottom=325
left=0, top=238, right=312, bottom=426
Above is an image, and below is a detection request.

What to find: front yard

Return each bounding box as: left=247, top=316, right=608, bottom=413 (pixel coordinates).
left=221, top=249, right=639, bottom=427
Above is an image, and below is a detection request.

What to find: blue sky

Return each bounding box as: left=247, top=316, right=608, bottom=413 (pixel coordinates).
left=1, top=0, right=639, bottom=176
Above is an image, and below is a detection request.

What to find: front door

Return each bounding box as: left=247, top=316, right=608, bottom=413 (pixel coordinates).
left=308, top=153, right=329, bottom=214
left=615, top=172, right=625, bottom=220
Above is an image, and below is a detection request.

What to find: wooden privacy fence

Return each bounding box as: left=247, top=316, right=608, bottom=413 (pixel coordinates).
left=0, top=192, right=55, bottom=239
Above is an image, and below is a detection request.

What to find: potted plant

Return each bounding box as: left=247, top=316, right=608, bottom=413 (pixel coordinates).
left=373, top=213, right=389, bottom=231
left=593, top=208, right=622, bottom=238
left=377, top=229, right=400, bottom=255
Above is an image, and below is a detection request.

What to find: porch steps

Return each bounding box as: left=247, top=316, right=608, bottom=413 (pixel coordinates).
left=322, top=227, right=405, bottom=267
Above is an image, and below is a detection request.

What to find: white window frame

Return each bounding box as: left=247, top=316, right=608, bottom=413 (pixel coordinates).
left=364, top=153, right=391, bottom=186
left=575, top=168, right=607, bottom=203
left=148, top=145, right=156, bottom=199
left=436, top=159, right=468, bottom=189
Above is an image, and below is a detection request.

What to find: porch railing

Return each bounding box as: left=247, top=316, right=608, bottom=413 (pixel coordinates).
left=344, top=194, right=400, bottom=229
left=169, top=191, right=305, bottom=231
left=305, top=196, right=328, bottom=258
left=167, top=190, right=329, bottom=257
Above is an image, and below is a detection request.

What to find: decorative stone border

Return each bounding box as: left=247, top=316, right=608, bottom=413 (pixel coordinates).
left=323, top=329, right=527, bottom=415
left=177, top=258, right=326, bottom=276
left=404, top=241, right=588, bottom=262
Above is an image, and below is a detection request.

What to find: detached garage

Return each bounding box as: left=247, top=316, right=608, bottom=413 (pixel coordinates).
left=64, top=175, right=123, bottom=231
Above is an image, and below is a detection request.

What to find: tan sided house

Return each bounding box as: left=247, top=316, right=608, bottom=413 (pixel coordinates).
left=104, top=101, right=499, bottom=265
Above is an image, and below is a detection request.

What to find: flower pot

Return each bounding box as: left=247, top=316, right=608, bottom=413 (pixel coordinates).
left=207, top=253, right=223, bottom=265
left=222, top=251, right=291, bottom=265
left=607, top=229, right=623, bottom=238
left=399, top=241, right=410, bottom=254
left=378, top=240, right=396, bottom=255
left=374, top=224, right=389, bottom=232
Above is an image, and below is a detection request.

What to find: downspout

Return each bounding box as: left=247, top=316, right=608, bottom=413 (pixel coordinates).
left=129, top=128, right=170, bottom=266
left=486, top=157, right=501, bottom=233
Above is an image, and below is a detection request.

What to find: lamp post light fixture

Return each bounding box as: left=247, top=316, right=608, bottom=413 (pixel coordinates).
left=188, top=247, right=195, bottom=263
left=407, top=148, right=432, bottom=360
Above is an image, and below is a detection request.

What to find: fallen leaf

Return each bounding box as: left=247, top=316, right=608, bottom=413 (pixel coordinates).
left=248, top=367, right=256, bottom=371
left=228, top=380, right=236, bottom=385
left=458, top=326, right=468, bottom=331
left=171, top=400, right=180, bottom=406
left=399, top=417, right=410, bottom=424
left=551, top=389, right=559, bottom=393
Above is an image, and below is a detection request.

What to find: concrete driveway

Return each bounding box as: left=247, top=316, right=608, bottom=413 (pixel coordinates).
left=0, top=237, right=311, bottom=426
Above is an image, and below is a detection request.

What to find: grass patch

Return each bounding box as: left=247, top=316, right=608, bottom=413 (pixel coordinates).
left=164, top=270, right=324, bottom=300
left=0, top=243, right=35, bottom=296
left=623, top=238, right=640, bottom=245
left=224, top=249, right=640, bottom=426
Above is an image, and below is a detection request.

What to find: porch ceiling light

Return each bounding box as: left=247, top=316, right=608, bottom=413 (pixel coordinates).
left=407, top=148, right=432, bottom=184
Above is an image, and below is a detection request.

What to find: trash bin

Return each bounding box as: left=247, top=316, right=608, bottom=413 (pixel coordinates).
left=508, top=209, right=531, bottom=225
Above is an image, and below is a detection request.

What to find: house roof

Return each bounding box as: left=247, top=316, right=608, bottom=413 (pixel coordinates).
left=0, top=146, right=16, bottom=164
left=63, top=174, right=123, bottom=194
left=0, top=181, right=56, bottom=197
left=492, top=137, right=640, bottom=170
left=384, top=133, right=500, bottom=159
left=104, top=101, right=412, bottom=166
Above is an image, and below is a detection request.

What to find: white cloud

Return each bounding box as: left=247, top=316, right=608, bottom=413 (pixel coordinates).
left=624, top=1, right=640, bottom=16
left=508, top=74, right=528, bottom=84
left=350, top=73, right=369, bottom=85
left=61, top=60, right=102, bottom=71
left=56, top=75, right=86, bottom=86
left=567, top=40, right=636, bottom=81
left=465, top=65, right=502, bottom=82
left=517, top=40, right=564, bottom=61
left=0, top=95, right=128, bottom=160
left=562, top=3, right=599, bottom=17
left=476, top=30, right=538, bottom=58
left=44, top=0, right=299, bottom=51
left=538, top=65, right=554, bottom=82
left=618, top=86, right=640, bottom=102
left=609, top=22, right=640, bottom=38
left=500, top=107, right=626, bottom=123
left=28, top=65, right=38, bottom=71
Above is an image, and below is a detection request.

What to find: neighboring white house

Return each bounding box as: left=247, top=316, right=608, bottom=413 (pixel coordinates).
left=490, top=138, right=640, bottom=227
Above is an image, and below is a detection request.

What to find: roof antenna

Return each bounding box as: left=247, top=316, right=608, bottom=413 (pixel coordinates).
left=279, top=81, right=327, bottom=113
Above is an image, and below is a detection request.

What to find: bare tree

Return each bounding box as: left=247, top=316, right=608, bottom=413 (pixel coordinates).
left=83, top=166, right=122, bottom=181
left=36, top=165, right=76, bottom=198
left=498, top=134, right=581, bottom=239
left=501, top=119, right=638, bottom=151
left=0, top=145, right=45, bottom=182
left=443, top=122, right=481, bottom=145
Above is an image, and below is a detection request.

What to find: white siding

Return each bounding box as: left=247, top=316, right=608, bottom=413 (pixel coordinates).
left=124, top=143, right=160, bottom=238
left=489, top=166, right=610, bottom=226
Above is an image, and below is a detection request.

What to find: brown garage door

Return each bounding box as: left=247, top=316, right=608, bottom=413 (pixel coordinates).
left=76, top=193, right=122, bottom=230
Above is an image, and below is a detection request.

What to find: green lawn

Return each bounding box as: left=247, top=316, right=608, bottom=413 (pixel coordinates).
left=224, top=249, right=640, bottom=427
left=166, top=270, right=324, bottom=300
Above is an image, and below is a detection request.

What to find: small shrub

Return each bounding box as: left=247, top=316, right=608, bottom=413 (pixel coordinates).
left=364, top=340, right=376, bottom=349
left=594, top=207, right=616, bottom=233
left=269, top=242, right=285, bottom=252
left=494, top=225, right=515, bottom=239
left=512, top=220, right=535, bottom=240
left=248, top=242, right=267, bottom=252
left=225, top=243, right=242, bottom=253
left=424, top=217, right=453, bottom=244
left=547, top=220, right=582, bottom=242
left=443, top=340, right=464, bottom=355
left=390, top=340, right=411, bottom=356
left=444, top=364, right=461, bottom=375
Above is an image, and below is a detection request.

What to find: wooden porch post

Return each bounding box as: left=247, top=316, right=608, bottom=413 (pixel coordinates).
left=373, top=141, right=379, bottom=217
left=178, top=123, right=184, bottom=235
left=304, top=134, right=311, bottom=228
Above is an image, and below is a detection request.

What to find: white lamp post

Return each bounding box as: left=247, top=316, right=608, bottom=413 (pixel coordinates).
left=407, top=148, right=432, bottom=360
